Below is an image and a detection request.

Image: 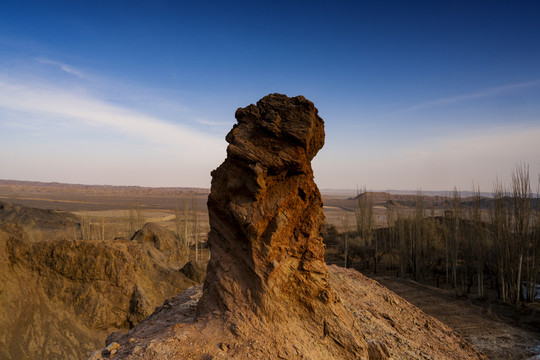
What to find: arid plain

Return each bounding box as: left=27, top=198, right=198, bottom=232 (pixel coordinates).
left=0, top=179, right=538, bottom=359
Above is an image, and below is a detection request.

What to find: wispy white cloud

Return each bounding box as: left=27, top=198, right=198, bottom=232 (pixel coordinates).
left=0, top=76, right=222, bottom=150
left=391, top=79, right=540, bottom=115
left=196, top=118, right=234, bottom=126
left=34, top=57, right=88, bottom=79
left=0, top=73, right=227, bottom=186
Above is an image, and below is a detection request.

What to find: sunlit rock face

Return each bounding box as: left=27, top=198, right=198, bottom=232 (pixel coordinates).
left=86, top=95, right=488, bottom=360
left=199, top=94, right=327, bottom=314
left=197, top=93, right=369, bottom=358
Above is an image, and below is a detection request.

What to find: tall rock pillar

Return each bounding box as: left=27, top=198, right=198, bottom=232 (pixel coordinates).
left=197, top=94, right=367, bottom=358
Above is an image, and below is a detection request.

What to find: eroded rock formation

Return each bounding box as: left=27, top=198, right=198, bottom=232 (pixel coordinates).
left=89, top=94, right=487, bottom=360
left=131, top=222, right=186, bottom=268
left=196, top=93, right=368, bottom=356
left=0, top=213, right=197, bottom=360
left=199, top=94, right=328, bottom=312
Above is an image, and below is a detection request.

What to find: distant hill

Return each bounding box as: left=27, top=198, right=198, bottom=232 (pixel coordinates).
left=322, top=191, right=539, bottom=214
left=0, top=179, right=209, bottom=196
left=0, top=200, right=78, bottom=229
left=0, top=179, right=209, bottom=212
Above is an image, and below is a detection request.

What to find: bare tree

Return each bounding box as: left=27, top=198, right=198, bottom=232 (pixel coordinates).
left=512, top=164, right=532, bottom=305
left=355, top=188, right=374, bottom=271
left=446, top=188, right=462, bottom=289
left=184, top=198, right=190, bottom=256
left=192, top=197, right=199, bottom=261
left=530, top=175, right=540, bottom=302
left=512, top=163, right=532, bottom=304
left=412, top=190, right=425, bottom=281
left=80, top=210, right=91, bottom=241
left=341, top=211, right=350, bottom=268
left=490, top=179, right=510, bottom=302
left=468, top=182, right=485, bottom=298
left=98, top=216, right=106, bottom=241
left=175, top=202, right=182, bottom=240
left=395, top=205, right=408, bottom=278
left=386, top=194, right=399, bottom=271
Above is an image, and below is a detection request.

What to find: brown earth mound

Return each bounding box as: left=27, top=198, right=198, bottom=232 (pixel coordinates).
left=179, top=260, right=207, bottom=283
left=89, top=266, right=487, bottom=359
left=89, top=94, right=486, bottom=359
left=0, top=200, right=78, bottom=229
left=0, top=220, right=197, bottom=360
left=131, top=222, right=186, bottom=269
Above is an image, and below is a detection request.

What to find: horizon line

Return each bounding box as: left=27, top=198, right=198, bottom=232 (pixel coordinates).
left=1, top=178, right=524, bottom=197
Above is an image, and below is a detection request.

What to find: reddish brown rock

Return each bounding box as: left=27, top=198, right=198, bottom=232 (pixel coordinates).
left=199, top=93, right=329, bottom=313
left=195, top=94, right=367, bottom=357
left=89, top=94, right=487, bottom=360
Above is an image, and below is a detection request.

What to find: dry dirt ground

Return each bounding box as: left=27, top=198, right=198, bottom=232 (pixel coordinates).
left=91, top=266, right=487, bottom=360
left=0, top=180, right=209, bottom=212
left=3, top=180, right=540, bottom=359
left=371, top=275, right=540, bottom=360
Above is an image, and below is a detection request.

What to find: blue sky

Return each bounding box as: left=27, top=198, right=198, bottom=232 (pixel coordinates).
left=0, top=0, right=539, bottom=191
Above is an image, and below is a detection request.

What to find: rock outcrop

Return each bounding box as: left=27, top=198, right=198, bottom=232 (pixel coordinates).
left=179, top=260, right=207, bottom=283
left=90, top=94, right=487, bottom=359
left=0, top=209, right=198, bottom=360
left=131, top=222, right=185, bottom=268
left=196, top=93, right=368, bottom=357
left=90, top=266, right=488, bottom=360
left=199, top=94, right=328, bottom=314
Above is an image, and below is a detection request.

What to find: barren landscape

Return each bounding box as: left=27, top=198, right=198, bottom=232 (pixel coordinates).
left=2, top=184, right=539, bottom=359
left=3, top=1, right=540, bottom=359
left=1, top=95, right=539, bottom=360
left=2, top=182, right=538, bottom=359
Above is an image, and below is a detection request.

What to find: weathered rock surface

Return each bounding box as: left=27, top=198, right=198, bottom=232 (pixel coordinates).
left=195, top=93, right=368, bottom=357
left=199, top=93, right=328, bottom=314
left=90, top=94, right=487, bottom=359
left=179, top=260, right=207, bottom=283
left=0, top=200, right=80, bottom=242
left=0, top=207, right=198, bottom=360
left=90, top=266, right=487, bottom=359
left=131, top=222, right=185, bottom=268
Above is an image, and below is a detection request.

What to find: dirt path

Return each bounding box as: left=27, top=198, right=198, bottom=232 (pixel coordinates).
left=371, top=276, right=540, bottom=360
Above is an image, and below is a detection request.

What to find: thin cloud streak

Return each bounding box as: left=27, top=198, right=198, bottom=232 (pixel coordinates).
left=196, top=119, right=234, bottom=128
left=0, top=73, right=228, bottom=186
left=35, top=57, right=88, bottom=79
left=0, top=76, right=225, bottom=158
left=391, top=79, right=540, bottom=115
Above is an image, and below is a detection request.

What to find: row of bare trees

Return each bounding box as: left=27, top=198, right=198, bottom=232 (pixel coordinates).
left=174, top=198, right=203, bottom=261
left=78, top=199, right=206, bottom=263
left=79, top=202, right=146, bottom=241
left=331, top=164, right=539, bottom=305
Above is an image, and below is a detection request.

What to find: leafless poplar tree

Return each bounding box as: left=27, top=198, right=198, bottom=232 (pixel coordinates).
left=355, top=188, right=374, bottom=270
left=512, top=163, right=532, bottom=304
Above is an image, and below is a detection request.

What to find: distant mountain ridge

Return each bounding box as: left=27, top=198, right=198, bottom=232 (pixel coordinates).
left=1, top=179, right=512, bottom=198
left=0, top=179, right=209, bottom=196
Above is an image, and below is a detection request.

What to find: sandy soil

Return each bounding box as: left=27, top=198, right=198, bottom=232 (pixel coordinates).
left=371, top=275, right=540, bottom=360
